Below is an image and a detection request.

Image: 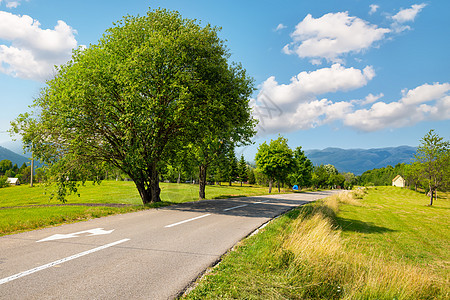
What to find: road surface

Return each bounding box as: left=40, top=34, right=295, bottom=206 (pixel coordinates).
left=0, top=190, right=340, bottom=299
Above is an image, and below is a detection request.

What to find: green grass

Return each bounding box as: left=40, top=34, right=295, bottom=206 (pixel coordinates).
left=0, top=181, right=278, bottom=235
left=184, top=187, right=449, bottom=299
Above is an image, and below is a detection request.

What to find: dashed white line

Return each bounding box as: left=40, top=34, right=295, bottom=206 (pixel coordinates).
left=223, top=204, right=248, bottom=211
left=0, top=239, right=130, bottom=286
left=165, top=199, right=272, bottom=228
left=253, top=200, right=270, bottom=204
left=165, top=214, right=211, bottom=228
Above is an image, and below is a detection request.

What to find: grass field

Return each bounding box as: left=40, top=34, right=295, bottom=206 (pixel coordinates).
left=0, top=181, right=278, bottom=236
left=184, top=187, right=449, bottom=299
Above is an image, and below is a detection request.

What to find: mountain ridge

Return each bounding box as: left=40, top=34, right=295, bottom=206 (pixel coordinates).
left=305, top=146, right=416, bottom=175
left=0, top=146, right=30, bottom=167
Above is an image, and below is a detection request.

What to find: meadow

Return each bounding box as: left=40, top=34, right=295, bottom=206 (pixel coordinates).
left=184, top=187, right=449, bottom=299
left=0, top=181, right=275, bottom=235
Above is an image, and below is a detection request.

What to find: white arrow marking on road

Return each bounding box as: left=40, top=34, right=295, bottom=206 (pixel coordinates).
left=0, top=239, right=130, bottom=285
left=37, top=228, right=115, bottom=243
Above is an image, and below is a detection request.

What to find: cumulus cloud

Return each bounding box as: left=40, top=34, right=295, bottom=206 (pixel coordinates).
left=390, top=3, right=427, bottom=32
left=0, top=11, right=78, bottom=81
left=369, top=4, right=379, bottom=15
left=344, top=83, right=450, bottom=131
left=283, top=12, right=390, bottom=64
left=392, top=3, right=427, bottom=23
left=251, top=64, right=375, bottom=133
left=252, top=69, right=450, bottom=134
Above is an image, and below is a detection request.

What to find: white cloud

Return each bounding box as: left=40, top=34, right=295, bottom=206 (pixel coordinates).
left=274, top=23, right=287, bottom=32
left=1, top=0, right=21, bottom=8
left=369, top=4, right=379, bottom=15
left=252, top=64, right=374, bottom=133
left=6, top=1, right=19, bottom=8
left=392, top=3, right=427, bottom=23
left=352, top=93, right=384, bottom=106
left=390, top=3, right=427, bottom=33
left=283, top=12, right=390, bottom=63
left=344, top=83, right=450, bottom=131
left=0, top=11, right=78, bottom=81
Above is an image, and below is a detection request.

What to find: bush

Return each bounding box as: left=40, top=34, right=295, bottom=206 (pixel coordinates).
left=0, top=176, right=9, bottom=188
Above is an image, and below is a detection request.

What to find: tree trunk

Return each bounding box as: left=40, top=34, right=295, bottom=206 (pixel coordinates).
left=429, top=189, right=434, bottom=206
left=134, top=167, right=161, bottom=205
left=199, top=165, right=207, bottom=200
left=150, top=167, right=161, bottom=203
left=177, top=171, right=181, bottom=184
left=240, top=181, right=242, bottom=187
left=268, top=179, right=273, bottom=193
left=277, top=180, right=280, bottom=193
left=135, top=180, right=152, bottom=205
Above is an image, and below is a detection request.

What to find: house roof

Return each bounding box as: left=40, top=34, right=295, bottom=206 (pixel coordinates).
left=6, top=177, right=20, bottom=184
left=392, top=175, right=404, bottom=182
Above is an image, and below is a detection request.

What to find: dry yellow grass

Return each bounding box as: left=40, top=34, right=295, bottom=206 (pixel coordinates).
left=282, top=191, right=444, bottom=299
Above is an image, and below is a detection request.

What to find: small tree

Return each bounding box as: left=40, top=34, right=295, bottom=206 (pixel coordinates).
left=312, top=165, right=329, bottom=189
left=238, top=155, right=248, bottom=186
left=415, top=130, right=450, bottom=205
left=255, top=136, right=294, bottom=193
left=288, top=146, right=313, bottom=189
left=247, top=168, right=256, bottom=185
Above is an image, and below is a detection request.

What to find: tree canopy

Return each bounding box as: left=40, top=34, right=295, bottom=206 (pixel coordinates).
left=414, top=130, right=450, bottom=205
left=11, top=8, right=255, bottom=204
left=255, top=136, right=294, bottom=193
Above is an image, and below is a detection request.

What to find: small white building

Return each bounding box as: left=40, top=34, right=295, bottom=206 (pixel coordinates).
left=392, top=175, right=405, bottom=188
left=6, top=178, right=20, bottom=186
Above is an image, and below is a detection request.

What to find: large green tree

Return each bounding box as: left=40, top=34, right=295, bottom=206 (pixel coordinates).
left=255, top=136, right=294, bottom=193
left=414, top=130, right=450, bottom=205
left=11, top=9, right=254, bottom=204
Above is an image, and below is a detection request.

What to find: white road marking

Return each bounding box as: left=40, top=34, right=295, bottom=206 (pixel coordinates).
left=37, top=228, right=115, bottom=243
left=223, top=204, right=248, bottom=211
left=165, top=214, right=211, bottom=228
left=0, top=239, right=130, bottom=286
left=253, top=200, right=270, bottom=204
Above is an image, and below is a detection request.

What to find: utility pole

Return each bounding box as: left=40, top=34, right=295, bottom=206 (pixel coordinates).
left=30, top=149, right=34, bottom=187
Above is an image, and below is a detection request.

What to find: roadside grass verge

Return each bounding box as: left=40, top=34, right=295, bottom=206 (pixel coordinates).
left=184, top=187, right=449, bottom=299
left=0, top=181, right=279, bottom=236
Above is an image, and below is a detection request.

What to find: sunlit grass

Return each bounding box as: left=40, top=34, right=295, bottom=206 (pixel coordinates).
left=184, top=187, right=449, bottom=299
left=0, top=181, right=280, bottom=236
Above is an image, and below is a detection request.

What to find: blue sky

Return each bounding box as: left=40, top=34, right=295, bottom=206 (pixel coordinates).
left=0, top=0, right=449, bottom=161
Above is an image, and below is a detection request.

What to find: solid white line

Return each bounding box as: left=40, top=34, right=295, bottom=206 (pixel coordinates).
left=0, top=239, right=130, bottom=286
left=223, top=204, right=248, bottom=211
left=165, top=214, right=211, bottom=228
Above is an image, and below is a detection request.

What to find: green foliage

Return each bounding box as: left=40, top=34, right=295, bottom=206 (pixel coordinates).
left=255, top=135, right=294, bottom=192
left=414, top=129, right=450, bottom=205
left=0, top=159, right=12, bottom=174
left=246, top=167, right=256, bottom=184
left=358, top=163, right=408, bottom=186
left=288, top=146, right=313, bottom=188
left=11, top=8, right=255, bottom=204
left=237, top=155, right=248, bottom=185
left=311, top=164, right=329, bottom=188
left=0, top=175, right=8, bottom=188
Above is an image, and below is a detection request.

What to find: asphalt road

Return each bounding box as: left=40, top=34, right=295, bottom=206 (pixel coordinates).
left=0, top=190, right=340, bottom=299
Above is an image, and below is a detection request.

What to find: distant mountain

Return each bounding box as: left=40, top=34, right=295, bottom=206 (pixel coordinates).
left=305, top=146, right=417, bottom=175
left=0, top=146, right=30, bottom=167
